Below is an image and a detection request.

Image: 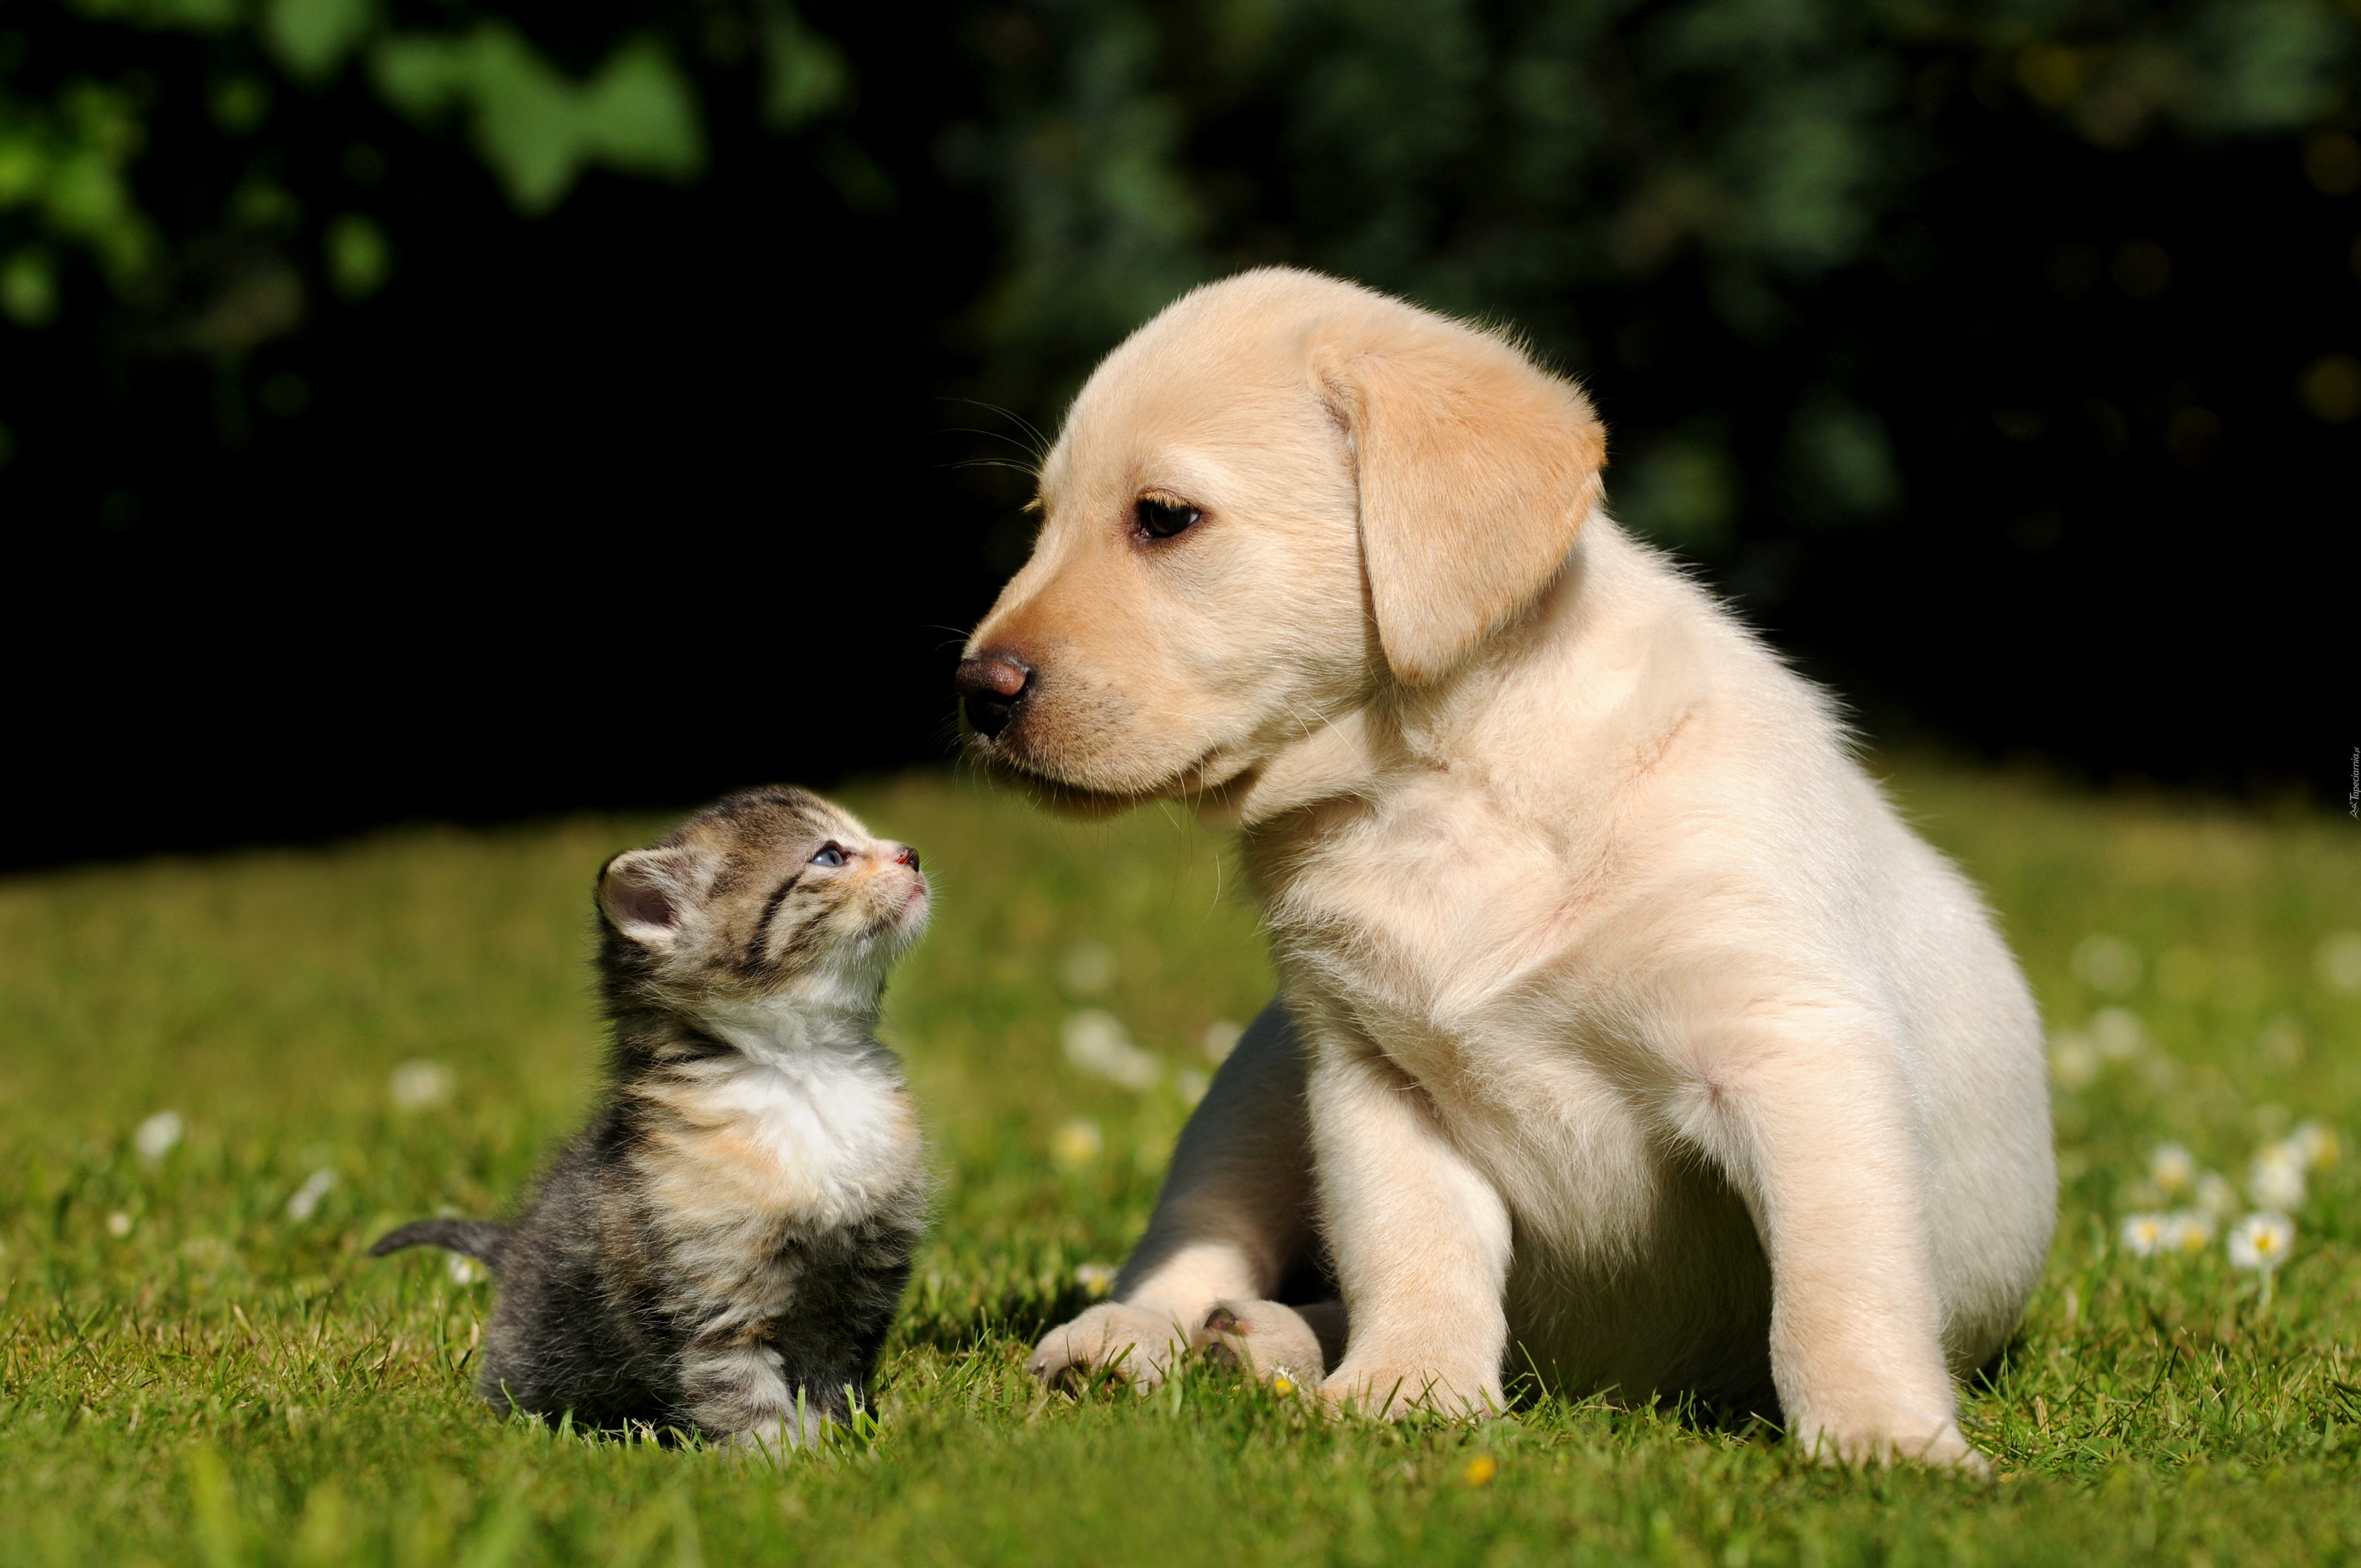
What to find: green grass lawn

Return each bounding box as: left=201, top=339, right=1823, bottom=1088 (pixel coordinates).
left=5, top=759, right=2361, bottom=1566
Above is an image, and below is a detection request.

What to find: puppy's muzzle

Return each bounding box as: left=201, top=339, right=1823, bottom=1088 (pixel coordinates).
left=955, top=652, right=1033, bottom=741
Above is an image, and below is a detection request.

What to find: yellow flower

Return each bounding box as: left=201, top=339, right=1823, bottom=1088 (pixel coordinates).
left=1461, top=1455, right=1499, bottom=1487
left=1050, top=1118, right=1105, bottom=1171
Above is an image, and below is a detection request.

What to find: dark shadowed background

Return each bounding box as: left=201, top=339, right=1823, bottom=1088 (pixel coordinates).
left=3, top=0, right=2354, bottom=872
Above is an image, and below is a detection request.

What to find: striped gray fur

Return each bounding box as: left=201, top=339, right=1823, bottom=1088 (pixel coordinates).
left=371, top=786, right=933, bottom=1447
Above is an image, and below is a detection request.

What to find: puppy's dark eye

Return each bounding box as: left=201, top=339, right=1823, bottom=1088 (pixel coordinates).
left=811, top=844, right=846, bottom=867
left=1134, top=496, right=1202, bottom=540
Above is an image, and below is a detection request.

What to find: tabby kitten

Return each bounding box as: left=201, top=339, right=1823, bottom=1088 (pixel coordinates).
left=373, top=786, right=932, bottom=1449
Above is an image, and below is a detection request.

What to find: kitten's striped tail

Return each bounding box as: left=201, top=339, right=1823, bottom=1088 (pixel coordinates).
left=370, top=1218, right=512, bottom=1270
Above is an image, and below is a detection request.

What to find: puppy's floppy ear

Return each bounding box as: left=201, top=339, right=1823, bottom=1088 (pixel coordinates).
left=598, top=848, right=700, bottom=949
left=1316, top=317, right=1606, bottom=685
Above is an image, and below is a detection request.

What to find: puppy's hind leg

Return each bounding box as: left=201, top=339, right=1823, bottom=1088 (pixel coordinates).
left=1196, top=1298, right=1347, bottom=1389
left=1028, top=1000, right=1319, bottom=1394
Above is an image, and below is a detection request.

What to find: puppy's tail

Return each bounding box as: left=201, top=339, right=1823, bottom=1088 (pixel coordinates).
left=370, top=1218, right=512, bottom=1270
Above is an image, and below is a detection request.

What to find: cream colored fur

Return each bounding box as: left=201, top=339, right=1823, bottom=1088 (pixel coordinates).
left=967, top=268, right=2054, bottom=1470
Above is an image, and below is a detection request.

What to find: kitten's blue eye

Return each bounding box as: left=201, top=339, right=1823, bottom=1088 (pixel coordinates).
left=811, top=844, right=846, bottom=867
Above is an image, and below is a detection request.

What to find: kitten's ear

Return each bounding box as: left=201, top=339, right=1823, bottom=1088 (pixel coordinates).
left=598, top=849, right=697, bottom=949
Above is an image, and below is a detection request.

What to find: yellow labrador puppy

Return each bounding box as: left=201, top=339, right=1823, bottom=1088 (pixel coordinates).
left=956, top=268, right=2052, bottom=1470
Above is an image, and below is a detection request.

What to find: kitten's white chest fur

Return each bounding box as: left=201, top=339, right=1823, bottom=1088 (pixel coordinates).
left=634, top=998, right=924, bottom=1236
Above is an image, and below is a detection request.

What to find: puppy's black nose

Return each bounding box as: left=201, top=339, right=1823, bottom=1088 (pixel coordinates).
left=956, top=654, right=1032, bottom=740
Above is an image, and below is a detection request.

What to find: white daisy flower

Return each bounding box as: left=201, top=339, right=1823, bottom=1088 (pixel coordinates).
left=2120, top=1213, right=2169, bottom=1258
left=2227, top=1212, right=2295, bottom=1273
left=2195, top=1172, right=2240, bottom=1218
left=2149, top=1143, right=2197, bottom=1196
left=1074, top=1261, right=1118, bottom=1297
left=134, top=1111, right=184, bottom=1160
left=2161, top=1211, right=2215, bottom=1253
left=1061, top=1010, right=1161, bottom=1091
left=2250, top=1143, right=2308, bottom=1210
left=389, top=1060, right=453, bottom=1110
left=2048, top=1033, right=2099, bottom=1090
left=2090, top=1008, right=2145, bottom=1061
left=2288, top=1120, right=2341, bottom=1172
left=285, top=1167, right=337, bottom=1221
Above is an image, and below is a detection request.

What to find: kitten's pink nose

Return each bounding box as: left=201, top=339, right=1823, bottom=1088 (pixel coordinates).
left=891, top=844, right=920, bottom=871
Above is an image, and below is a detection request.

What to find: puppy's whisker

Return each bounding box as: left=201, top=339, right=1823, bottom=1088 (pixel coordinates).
left=937, top=397, right=1054, bottom=463
left=944, top=457, right=1046, bottom=480
left=939, top=424, right=1045, bottom=455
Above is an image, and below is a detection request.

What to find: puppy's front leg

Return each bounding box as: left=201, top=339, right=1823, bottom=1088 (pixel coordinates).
left=1309, top=1032, right=1511, bottom=1421
left=1705, top=1017, right=1983, bottom=1472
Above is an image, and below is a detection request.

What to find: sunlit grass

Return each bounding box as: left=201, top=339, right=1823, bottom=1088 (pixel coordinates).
left=4, top=759, right=2360, bottom=1564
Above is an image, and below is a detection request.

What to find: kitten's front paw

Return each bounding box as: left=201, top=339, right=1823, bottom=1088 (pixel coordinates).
left=1321, top=1359, right=1502, bottom=1422
left=1193, top=1299, right=1343, bottom=1391
left=721, top=1409, right=829, bottom=1458
left=1026, top=1303, right=1191, bottom=1394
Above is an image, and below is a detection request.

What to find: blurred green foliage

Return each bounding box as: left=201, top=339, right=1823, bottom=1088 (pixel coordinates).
left=371, top=26, right=703, bottom=212
left=943, top=0, right=2358, bottom=416
left=0, top=0, right=845, bottom=328
left=0, top=0, right=2351, bottom=612
left=7, top=0, right=2352, bottom=332
left=321, top=208, right=387, bottom=297
left=0, top=72, right=155, bottom=315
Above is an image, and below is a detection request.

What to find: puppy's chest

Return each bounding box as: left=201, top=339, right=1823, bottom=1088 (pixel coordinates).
left=630, top=1053, right=923, bottom=1245
left=1264, top=806, right=1678, bottom=1258
left=1260, top=795, right=1604, bottom=1041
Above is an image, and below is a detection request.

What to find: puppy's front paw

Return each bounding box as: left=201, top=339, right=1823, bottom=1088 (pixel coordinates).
left=1926, top=1428, right=1992, bottom=1479
left=1193, top=1299, right=1341, bottom=1390
left=1320, top=1358, right=1502, bottom=1422
left=1791, top=1415, right=1990, bottom=1476
left=1026, top=1302, right=1189, bottom=1394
